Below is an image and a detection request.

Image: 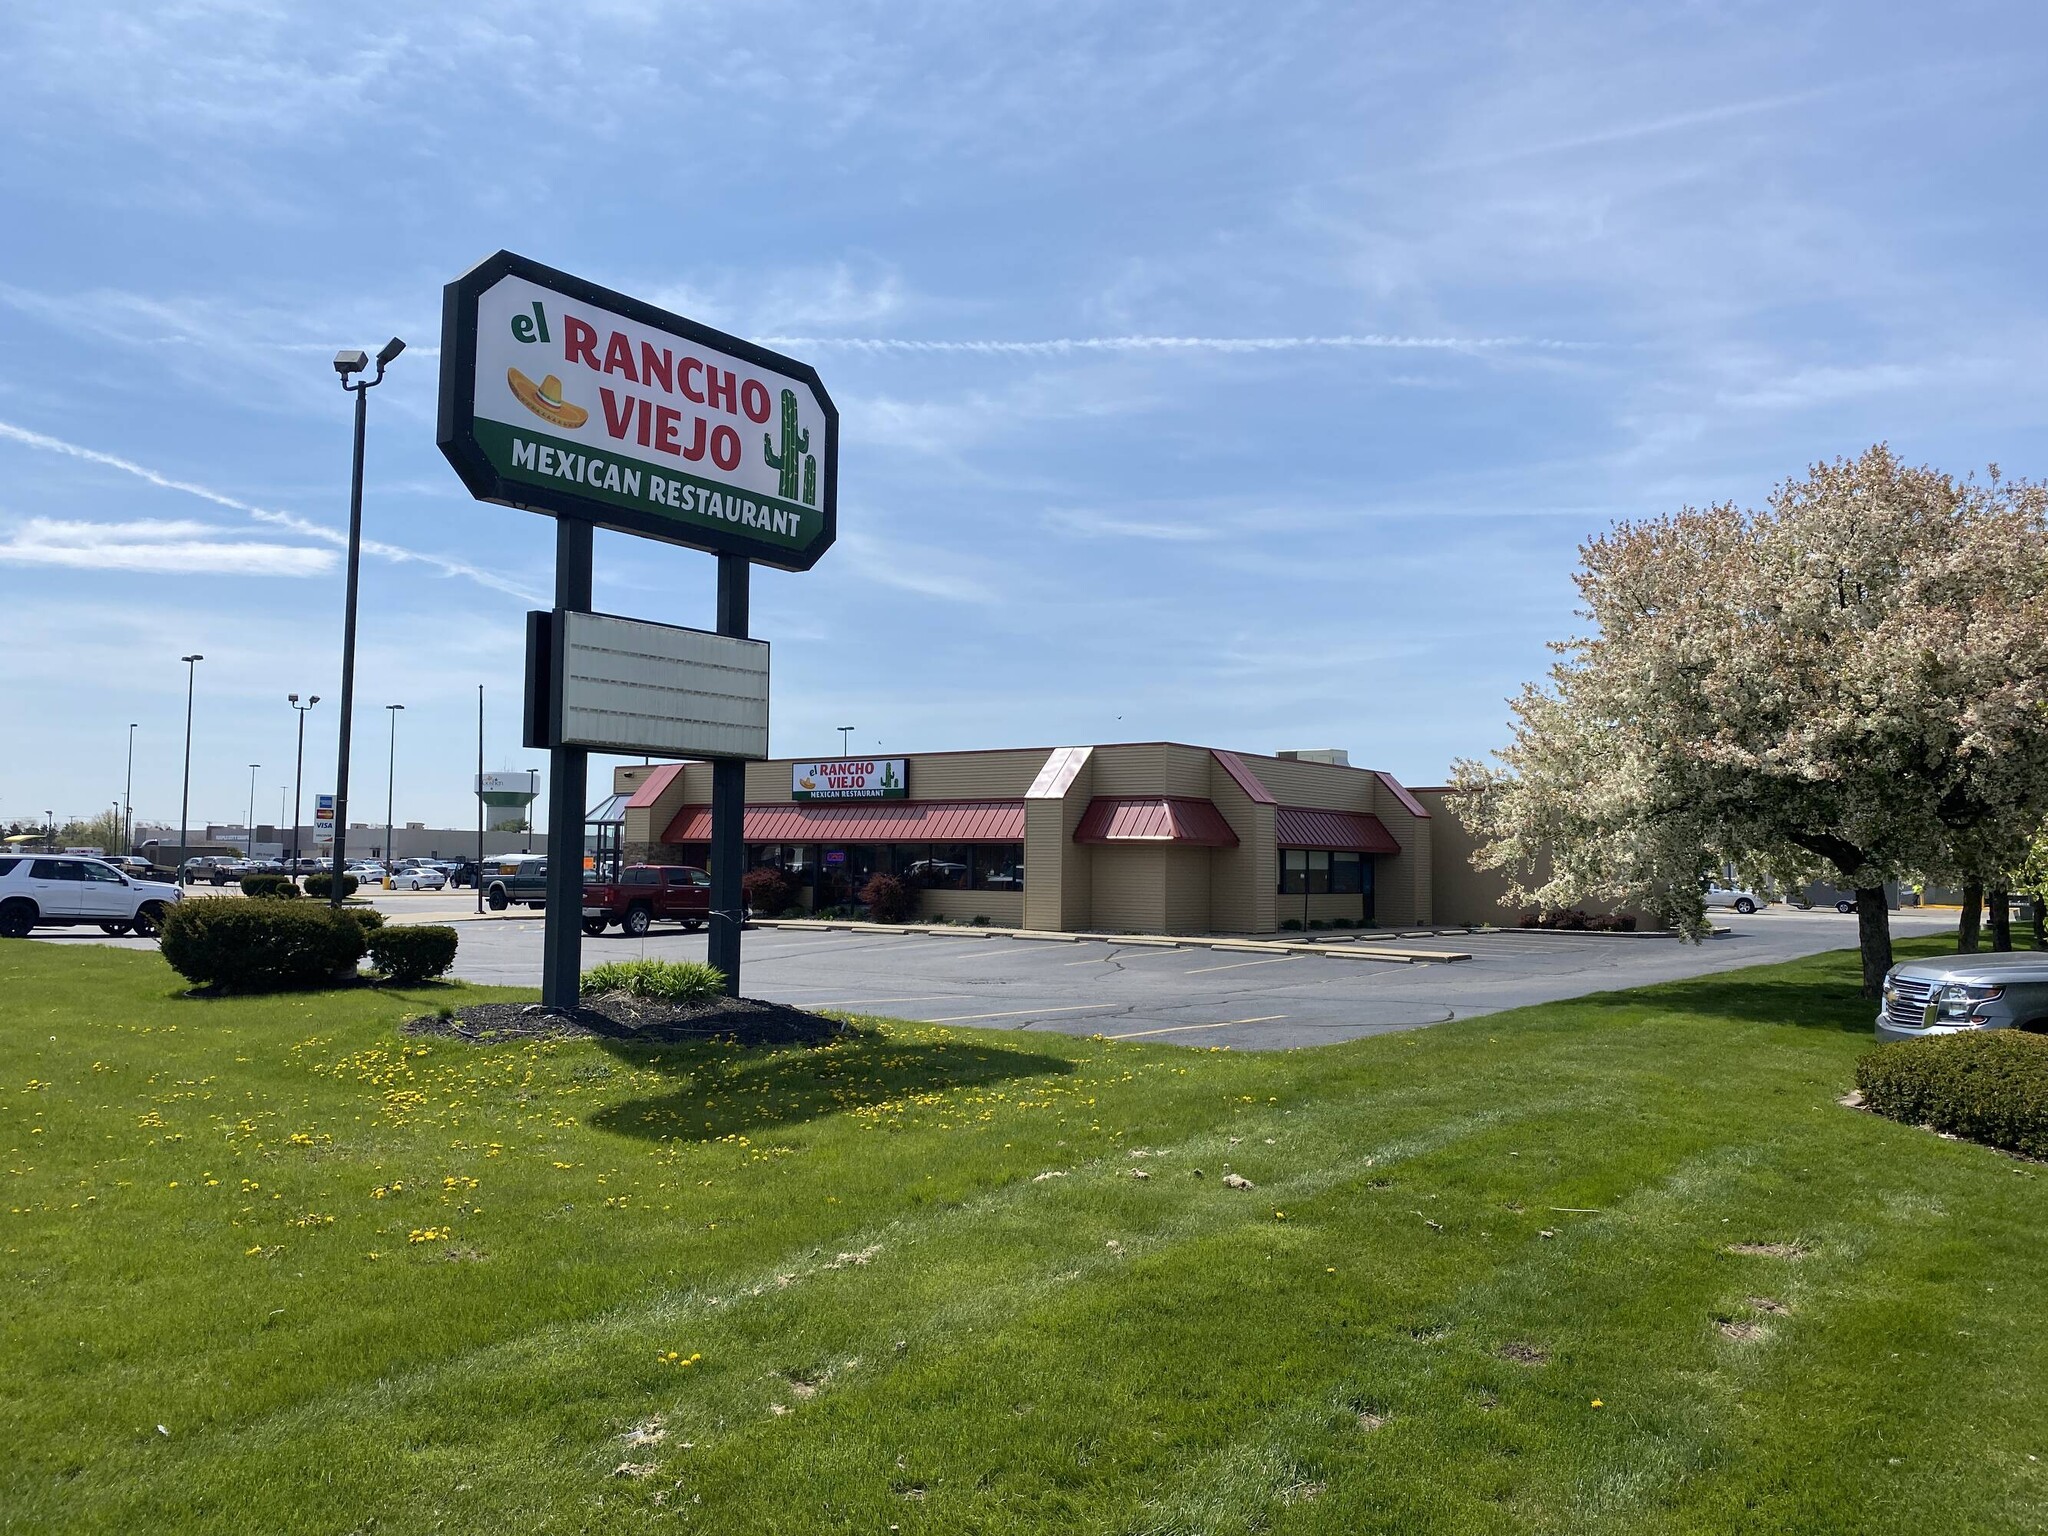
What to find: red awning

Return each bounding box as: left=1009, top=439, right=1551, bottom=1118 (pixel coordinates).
left=1072, top=797, right=1239, bottom=848
left=662, top=800, right=1026, bottom=844
left=1274, top=806, right=1401, bottom=854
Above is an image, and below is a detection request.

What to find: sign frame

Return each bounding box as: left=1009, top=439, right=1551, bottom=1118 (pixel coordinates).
left=436, top=249, right=839, bottom=572
left=791, top=759, right=909, bottom=801
left=523, top=608, right=771, bottom=761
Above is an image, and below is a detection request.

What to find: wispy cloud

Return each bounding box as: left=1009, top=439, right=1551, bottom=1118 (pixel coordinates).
left=763, top=333, right=1592, bottom=355
left=1042, top=508, right=1215, bottom=542
left=0, top=418, right=540, bottom=600
left=0, top=516, right=334, bottom=574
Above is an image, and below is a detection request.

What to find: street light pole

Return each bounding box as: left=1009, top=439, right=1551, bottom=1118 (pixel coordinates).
left=289, top=694, right=319, bottom=882
left=245, top=764, right=260, bottom=859
left=838, top=725, right=855, bottom=756
left=384, top=703, right=404, bottom=878
left=123, top=723, right=138, bottom=856
left=177, top=654, right=203, bottom=882
left=329, top=337, right=404, bottom=910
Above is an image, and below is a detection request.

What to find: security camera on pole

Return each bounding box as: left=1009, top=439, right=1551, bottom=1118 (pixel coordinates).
left=438, top=251, right=837, bottom=1011
left=329, top=337, right=405, bottom=910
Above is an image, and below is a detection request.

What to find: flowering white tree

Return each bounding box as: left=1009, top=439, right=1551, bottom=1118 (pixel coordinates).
left=1453, top=446, right=2048, bottom=996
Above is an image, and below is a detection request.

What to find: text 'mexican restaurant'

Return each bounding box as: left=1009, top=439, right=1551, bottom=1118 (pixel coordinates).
left=603, top=741, right=1439, bottom=934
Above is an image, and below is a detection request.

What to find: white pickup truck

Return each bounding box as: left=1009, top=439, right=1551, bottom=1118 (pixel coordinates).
left=0, top=853, right=184, bottom=937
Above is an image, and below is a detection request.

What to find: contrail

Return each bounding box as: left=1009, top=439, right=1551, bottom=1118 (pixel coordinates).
left=0, top=418, right=540, bottom=601
left=756, top=333, right=1592, bottom=356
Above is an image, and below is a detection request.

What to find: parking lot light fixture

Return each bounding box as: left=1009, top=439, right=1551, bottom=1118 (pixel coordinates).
left=124, top=723, right=138, bottom=856
left=288, top=694, right=319, bottom=880
left=246, top=764, right=261, bottom=858
left=177, top=654, right=203, bottom=882
left=384, top=704, right=404, bottom=882
left=330, top=336, right=403, bottom=909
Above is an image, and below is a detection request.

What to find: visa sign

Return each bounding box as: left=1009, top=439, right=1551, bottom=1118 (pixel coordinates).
left=790, top=759, right=907, bottom=801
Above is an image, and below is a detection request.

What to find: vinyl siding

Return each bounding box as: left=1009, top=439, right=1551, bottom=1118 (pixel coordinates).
left=1090, top=846, right=1168, bottom=933
left=917, top=889, right=1025, bottom=926
left=1160, top=845, right=1212, bottom=933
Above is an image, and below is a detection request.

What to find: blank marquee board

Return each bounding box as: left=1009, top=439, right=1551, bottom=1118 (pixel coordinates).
left=525, top=610, right=769, bottom=761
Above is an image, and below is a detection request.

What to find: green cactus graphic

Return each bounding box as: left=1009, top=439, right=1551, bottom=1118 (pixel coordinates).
left=762, top=388, right=809, bottom=501
left=802, top=453, right=817, bottom=507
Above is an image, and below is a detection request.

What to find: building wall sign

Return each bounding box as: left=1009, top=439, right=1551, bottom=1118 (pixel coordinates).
left=438, top=250, right=837, bottom=571
left=791, top=759, right=908, bottom=801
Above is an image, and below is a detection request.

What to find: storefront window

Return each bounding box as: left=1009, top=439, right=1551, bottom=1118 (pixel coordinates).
left=1281, top=848, right=1377, bottom=895
left=973, top=844, right=1025, bottom=890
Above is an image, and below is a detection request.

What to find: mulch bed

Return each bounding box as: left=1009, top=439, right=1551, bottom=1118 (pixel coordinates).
left=406, top=991, right=848, bottom=1048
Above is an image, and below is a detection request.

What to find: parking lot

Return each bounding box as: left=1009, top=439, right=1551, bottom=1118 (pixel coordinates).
left=32, top=893, right=1954, bottom=1049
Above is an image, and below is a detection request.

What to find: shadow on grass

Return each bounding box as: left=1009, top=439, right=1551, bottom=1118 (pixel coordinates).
left=589, top=1031, right=1076, bottom=1143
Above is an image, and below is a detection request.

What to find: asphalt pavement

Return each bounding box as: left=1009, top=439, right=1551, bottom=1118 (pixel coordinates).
left=31, top=893, right=1953, bottom=1050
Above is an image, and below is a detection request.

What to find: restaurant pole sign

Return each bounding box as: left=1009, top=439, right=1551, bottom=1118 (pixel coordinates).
left=437, top=250, right=837, bottom=1011
left=437, top=250, right=837, bottom=571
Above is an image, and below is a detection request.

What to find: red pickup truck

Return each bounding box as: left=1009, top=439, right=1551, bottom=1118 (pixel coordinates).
left=581, top=864, right=712, bottom=937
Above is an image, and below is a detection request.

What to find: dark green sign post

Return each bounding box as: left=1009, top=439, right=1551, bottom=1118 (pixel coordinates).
left=438, top=250, right=837, bottom=1011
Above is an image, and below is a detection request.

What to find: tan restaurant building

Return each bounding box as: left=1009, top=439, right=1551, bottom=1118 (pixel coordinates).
left=604, top=742, right=1443, bottom=934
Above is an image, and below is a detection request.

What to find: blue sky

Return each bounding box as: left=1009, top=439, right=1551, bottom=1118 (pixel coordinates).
left=3, top=1, right=2044, bottom=834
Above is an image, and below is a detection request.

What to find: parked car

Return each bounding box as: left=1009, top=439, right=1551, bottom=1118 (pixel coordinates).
left=1703, top=883, right=1767, bottom=915
left=581, top=864, right=712, bottom=936
left=0, top=854, right=182, bottom=937
left=390, top=866, right=447, bottom=891
left=481, top=855, right=549, bottom=911
left=100, top=855, right=155, bottom=879
left=1877, top=952, right=2048, bottom=1044
left=446, top=859, right=480, bottom=889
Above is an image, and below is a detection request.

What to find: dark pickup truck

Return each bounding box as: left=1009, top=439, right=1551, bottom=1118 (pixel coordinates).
left=582, top=864, right=712, bottom=937
left=481, top=854, right=550, bottom=911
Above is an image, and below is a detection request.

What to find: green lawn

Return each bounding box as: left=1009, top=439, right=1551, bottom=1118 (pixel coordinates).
left=4, top=938, right=2044, bottom=1535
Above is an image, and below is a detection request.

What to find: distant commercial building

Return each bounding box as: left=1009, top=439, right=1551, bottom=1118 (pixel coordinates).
left=608, top=742, right=1442, bottom=933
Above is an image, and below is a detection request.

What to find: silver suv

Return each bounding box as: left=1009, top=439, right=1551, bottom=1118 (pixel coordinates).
left=0, top=854, right=184, bottom=938
left=1876, top=952, right=2048, bottom=1043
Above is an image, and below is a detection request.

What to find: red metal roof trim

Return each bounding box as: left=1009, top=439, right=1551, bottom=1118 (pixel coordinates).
left=662, top=800, right=1026, bottom=844
left=1374, top=771, right=1430, bottom=819
left=1210, top=748, right=1277, bottom=805
left=624, top=762, right=685, bottom=810
left=1274, top=806, right=1402, bottom=854
left=1072, top=797, right=1239, bottom=848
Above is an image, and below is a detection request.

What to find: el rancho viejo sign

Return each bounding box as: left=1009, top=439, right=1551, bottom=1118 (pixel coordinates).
left=792, top=759, right=907, bottom=800
left=437, top=250, right=837, bottom=571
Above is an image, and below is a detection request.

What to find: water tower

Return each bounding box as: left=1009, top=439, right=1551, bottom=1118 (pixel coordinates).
left=476, top=771, right=541, bottom=834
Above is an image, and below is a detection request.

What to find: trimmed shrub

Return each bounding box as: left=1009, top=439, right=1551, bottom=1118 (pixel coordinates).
left=158, top=898, right=365, bottom=992
left=1280, top=918, right=1304, bottom=932
left=334, top=906, right=386, bottom=933
left=582, top=958, right=727, bottom=1002
left=742, top=868, right=794, bottom=917
left=368, top=925, right=459, bottom=982
left=1856, top=1031, right=2048, bottom=1159
left=241, top=873, right=298, bottom=899
left=304, top=872, right=360, bottom=898
left=860, top=872, right=917, bottom=924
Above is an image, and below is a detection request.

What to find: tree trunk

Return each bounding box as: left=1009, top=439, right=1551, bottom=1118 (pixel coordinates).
left=1989, top=888, right=2012, bottom=952
left=1959, top=879, right=1983, bottom=952
left=1856, top=888, right=1893, bottom=999
left=2033, top=894, right=2046, bottom=951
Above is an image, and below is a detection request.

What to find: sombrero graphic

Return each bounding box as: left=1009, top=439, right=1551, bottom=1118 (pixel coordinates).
left=507, top=367, right=589, bottom=429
